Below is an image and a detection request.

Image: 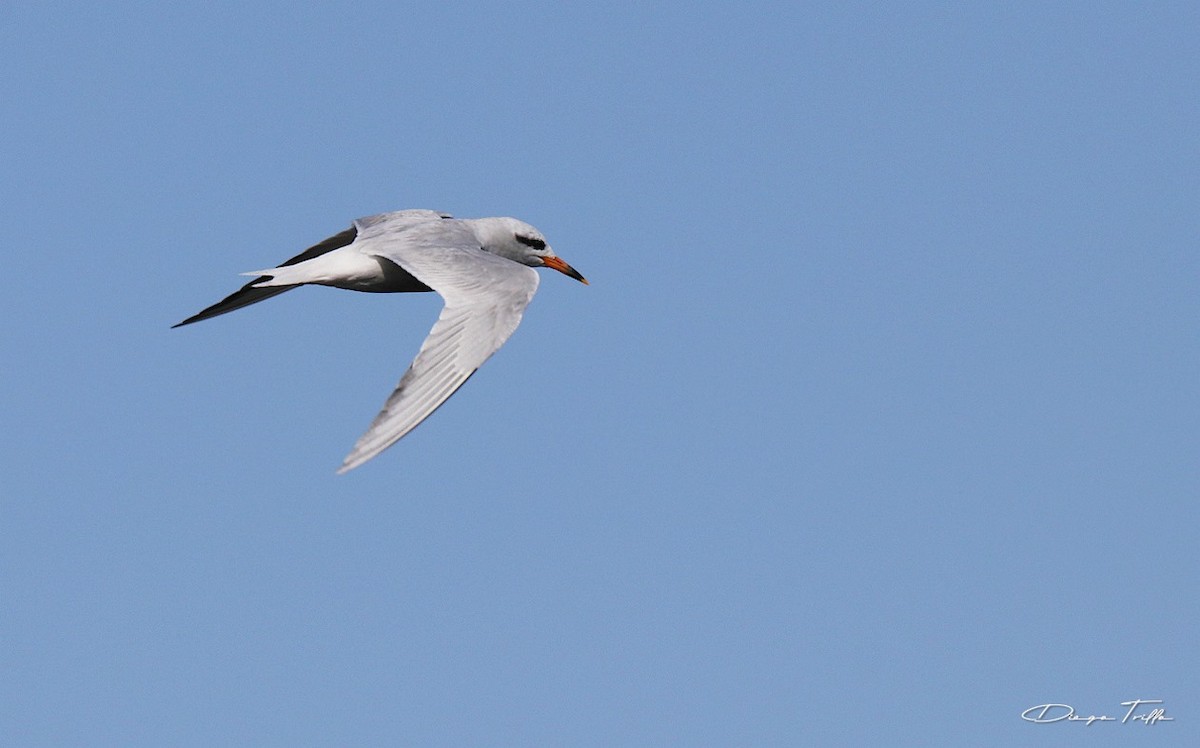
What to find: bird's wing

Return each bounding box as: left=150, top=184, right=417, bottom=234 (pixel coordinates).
left=171, top=226, right=358, bottom=328
left=278, top=210, right=449, bottom=267
left=173, top=210, right=451, bottom=328
left=338, top=225, right=539, bottom=472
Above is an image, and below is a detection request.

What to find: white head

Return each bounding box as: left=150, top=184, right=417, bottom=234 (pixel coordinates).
left=472, top=217, right=588, bottom=283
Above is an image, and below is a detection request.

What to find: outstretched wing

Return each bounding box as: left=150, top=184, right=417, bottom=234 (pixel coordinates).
left=338, top=224, right=539, bottom=473
left=173, top=210, right=451, bottom=328
left=170, top=227, right=357, bottom=328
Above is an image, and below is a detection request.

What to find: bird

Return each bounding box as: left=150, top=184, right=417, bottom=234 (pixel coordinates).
left=173, top=209, right=588, bottom=473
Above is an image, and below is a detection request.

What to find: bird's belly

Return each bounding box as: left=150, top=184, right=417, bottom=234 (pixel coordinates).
left=318, top=255, right=433, bottom=293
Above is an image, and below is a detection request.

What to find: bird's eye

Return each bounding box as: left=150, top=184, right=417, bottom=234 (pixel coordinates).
left=516, top=234, right=546, bottom=250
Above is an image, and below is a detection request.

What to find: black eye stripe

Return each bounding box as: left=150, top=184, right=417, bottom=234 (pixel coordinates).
left=516, top=234, right=546, bottom=250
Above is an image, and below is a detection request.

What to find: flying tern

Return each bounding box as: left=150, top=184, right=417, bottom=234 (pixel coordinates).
left=174, top=209, right=587, bottom=473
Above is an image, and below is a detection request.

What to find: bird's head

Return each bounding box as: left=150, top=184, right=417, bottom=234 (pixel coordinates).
left=477, top=218, right=588, bottom=284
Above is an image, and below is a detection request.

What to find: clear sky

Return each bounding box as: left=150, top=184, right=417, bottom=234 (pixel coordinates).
left=2, top=2, right=1196, bottom=745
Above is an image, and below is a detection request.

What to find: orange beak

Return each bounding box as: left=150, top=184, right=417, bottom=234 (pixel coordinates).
left=542, top=255, right=589, bottom=285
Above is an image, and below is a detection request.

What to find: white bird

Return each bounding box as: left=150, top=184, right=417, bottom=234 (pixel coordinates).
left=174, top=209, right=588, bottom=473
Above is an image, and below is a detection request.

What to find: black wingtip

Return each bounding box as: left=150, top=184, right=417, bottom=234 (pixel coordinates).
left=171, top=312, right=209, bottom=329
left=171, top=276, right=294, bottom=329
left=172, top=225, right=359, bottom=330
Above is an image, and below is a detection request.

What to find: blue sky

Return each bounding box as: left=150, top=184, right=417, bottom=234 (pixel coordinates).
left=2, top=1, right=1196, bottom=745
